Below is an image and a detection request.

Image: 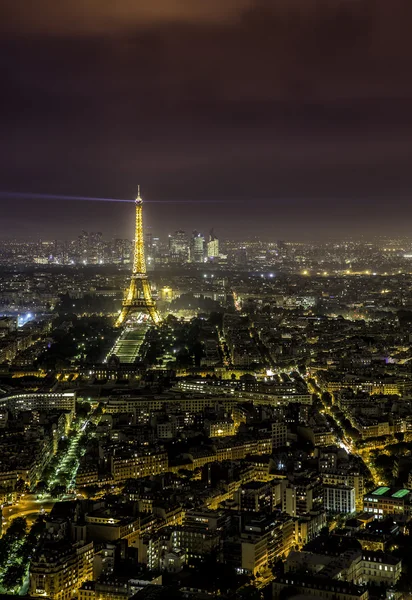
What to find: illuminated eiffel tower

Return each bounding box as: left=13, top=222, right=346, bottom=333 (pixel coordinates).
left=116, top=187, right=161, bottom=326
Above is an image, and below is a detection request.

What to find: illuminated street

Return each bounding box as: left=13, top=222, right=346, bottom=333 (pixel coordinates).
left=2, top=495, right=54, bottom=533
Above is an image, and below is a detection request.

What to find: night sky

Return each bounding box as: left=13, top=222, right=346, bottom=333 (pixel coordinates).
left=1, top=0, right=412, bottom=240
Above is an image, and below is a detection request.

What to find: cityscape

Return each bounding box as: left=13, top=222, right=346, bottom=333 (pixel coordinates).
left=2, top=1, right=412, bottom=600
left=0, top=191, right=411, bottom=599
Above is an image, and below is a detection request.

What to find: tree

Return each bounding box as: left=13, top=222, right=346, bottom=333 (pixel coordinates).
left=94, top=403, right=103, bottom=418
left=83, top=485, right=98, bottom=499
left=0, top=538, right=10, bottom=568
left=58, top=437, right=70, bottom=453
left=55, top=471, right=69, bottom=486
left=1, top=564, right=25, bottom=591
left=208, top=312, right=223, bottom=327
left=17, top=517, right=46, bottom=561
left=35, top=481, right=47, bottom=494
left=30, top=515, right=46, bottom=537
left=15, top=478, right=26, bottom=493
left=178, top=469, right=193, bottom=481
left=7, top=517, right=27, bottom=541
left=50, top=484, right=66, bottom=498
left=321, top=392, right=332, bottom=407
left=76, top=401, right=91, bottom=420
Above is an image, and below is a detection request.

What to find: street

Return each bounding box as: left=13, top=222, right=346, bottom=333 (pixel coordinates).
left=2, top=494, right=55, bottom=532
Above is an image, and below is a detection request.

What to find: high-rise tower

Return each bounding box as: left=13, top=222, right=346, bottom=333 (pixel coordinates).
left=190, top=231, right=205, bottom=263
left=169, top=230, right=189, bottom=263
left=207, top=228, right=219, bottom=259
left=116, top=188, right=161, bottom=326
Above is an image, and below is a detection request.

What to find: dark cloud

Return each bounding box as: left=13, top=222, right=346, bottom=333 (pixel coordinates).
left=1, top=0, right=252, bottom=34
left=1, top=0, right=412, bottom=239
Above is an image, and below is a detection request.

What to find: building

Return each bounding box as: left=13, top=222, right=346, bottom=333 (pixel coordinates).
left=76, top=465, right=99, bottom=487
left=207, top=230, right=219, bottom=259
left=170, top=527, right=220, bottom=560
left=169, top=230, right=189, bottom=262
left=79, top=575, right=162, bottom=600
left=354, top=417, right=390, bottom=440
left=284, top=546, right=402, bottom=588
left=359, top=551, right=402, bottom=586
left=271, top=421, right=287, bottom=449
left=239, top=516, right=295, bottom=575
left=204, top=418, right=235, bottom=438
left=30, top=540, right=93, bottom=600
left=283, top=474, right=323, bottom=517
left=273, top=574, right=369, bottom=599
left=85, top=510, right=142, bottom=544
left=190, top=232, right=205, bottom=263
left=323, top=484, right=355, bottom=514
left=0, top=391, right=76, bottom=417
left=110, top=449, right=168, bottom=483
left=322, top=470, right=365, bottom=512
left=145, top=232, right=160, bottom=267
left=322, top=375, right=399, bottom=397
left=355, top=518, right=399, bottom=552
left=183, top=509, right=229, bottom=533
left=294, top=511, right=327, bottom=547
left=297, top=424, right=335, bottom=447
left=0, top=317, right=17, bottom=333
left=237, top=481, right=273, bottom=512
left=363, top=486, right=411, bottom=518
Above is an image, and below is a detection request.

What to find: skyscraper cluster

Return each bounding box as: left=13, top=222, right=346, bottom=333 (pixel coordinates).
left=168, top=229, right=220, bottom=264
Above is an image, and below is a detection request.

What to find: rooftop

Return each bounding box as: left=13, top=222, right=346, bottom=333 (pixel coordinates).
left=371, top=486, right=390, bottom=496
left=368, top=487, right=410, bottom=500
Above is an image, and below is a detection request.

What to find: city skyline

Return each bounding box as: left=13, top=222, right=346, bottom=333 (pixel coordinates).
left=5, top=220, right=412, bottom=245
left=3, top=193, right=412, bottom=241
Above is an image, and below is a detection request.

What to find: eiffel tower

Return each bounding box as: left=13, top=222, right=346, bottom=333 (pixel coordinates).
left=116, top=187, right=161, bottom=326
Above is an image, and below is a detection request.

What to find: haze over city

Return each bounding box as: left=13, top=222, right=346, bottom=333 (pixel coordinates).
left=2, top=0, right=412, bottom=239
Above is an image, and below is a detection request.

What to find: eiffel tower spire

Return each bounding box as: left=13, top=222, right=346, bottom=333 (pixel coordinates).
left=115, top=189, right=161, bottom=326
